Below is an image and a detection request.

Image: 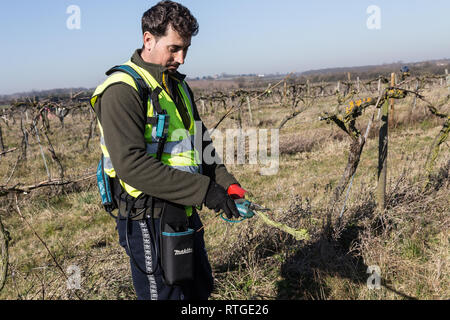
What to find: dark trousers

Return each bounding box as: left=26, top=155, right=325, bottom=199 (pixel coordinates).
left=116, top=209, right=214, bottom=300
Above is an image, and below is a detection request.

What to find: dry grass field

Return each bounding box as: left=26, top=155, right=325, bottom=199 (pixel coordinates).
left=0, top=80, right=448, bottom=300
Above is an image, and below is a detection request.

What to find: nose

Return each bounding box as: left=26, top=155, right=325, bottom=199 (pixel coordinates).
left=174, top=50, right=186, bottom=65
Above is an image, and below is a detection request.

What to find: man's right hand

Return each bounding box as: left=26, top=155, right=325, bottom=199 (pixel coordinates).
left=204, top=181, right=240, bottom=219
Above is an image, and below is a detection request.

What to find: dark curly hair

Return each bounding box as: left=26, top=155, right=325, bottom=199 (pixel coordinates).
left=142, top=1, right=199, bottom=39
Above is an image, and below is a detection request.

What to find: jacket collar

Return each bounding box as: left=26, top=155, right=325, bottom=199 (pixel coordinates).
left=131, top=49, right=186, bottom=86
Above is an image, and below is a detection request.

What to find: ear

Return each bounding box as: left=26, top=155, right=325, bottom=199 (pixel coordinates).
left=143, top=31, right=156, bottom=52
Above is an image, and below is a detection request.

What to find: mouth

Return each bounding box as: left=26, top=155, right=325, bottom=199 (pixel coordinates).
left=168, top=64, right=179, bottom=71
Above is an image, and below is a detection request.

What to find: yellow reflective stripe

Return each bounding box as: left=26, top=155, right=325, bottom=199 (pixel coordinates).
left=158, top=152, right=197, bottom=166
left=103, top=166, right=116, bottom=178
left=144, top=101, right=154, bottom=142
left=101, top=145, right=111, bottom=159
left=120, top=181, right=142, bottom=198
left=185, top=206, right=193, bottom=217
left=90, top=96, right=98, bottom=109
left=95, top=72, right=138, bottom=95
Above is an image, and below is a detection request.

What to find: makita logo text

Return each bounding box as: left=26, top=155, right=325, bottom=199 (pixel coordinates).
left=174, top=248, right=193, bottom=256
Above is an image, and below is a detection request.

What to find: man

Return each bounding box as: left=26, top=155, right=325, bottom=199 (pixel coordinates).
left=91, top=1, right=246, bottom=300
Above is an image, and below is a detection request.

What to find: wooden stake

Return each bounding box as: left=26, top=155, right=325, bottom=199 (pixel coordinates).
left=390, top=73, right=396, bottom=128
left=33, top=122, right=51, bottom=181
left=0, top=125, right=5, bottom=155
left=0, top=215, right=10, bottom=292
left=201, top=99, right=206, bottom=114
left=237, top=106, right=242, bottom=129
left=377, top=99, right=389, bottom=211
left=412, top=80, right=419, bottom=111
left=346, top=73, right=351, bottom=96
left=446, top=69, right=449, bottom=93
left=246, top=96, right=253, bottom=126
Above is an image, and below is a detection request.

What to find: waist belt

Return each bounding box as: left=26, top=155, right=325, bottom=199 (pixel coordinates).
left=117, top=194, right=166, bottom=220
left=110, top=177, right=163, bottom=220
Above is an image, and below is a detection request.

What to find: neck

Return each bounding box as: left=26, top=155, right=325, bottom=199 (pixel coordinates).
left=140, top=47, right=153, bottom=64
left=139, top=48, right=173, bottom=74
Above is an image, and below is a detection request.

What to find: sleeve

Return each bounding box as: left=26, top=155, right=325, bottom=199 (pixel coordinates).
left=95, top=82, right=211, bottom=206
left=186, top=84, right=240, bottom=190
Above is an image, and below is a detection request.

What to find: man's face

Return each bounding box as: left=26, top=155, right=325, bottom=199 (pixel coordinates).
left=143, top=25, right=191, bottom=74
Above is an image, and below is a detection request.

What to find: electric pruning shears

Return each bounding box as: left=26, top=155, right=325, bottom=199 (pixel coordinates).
left=220, top=199, right=271, bottom=223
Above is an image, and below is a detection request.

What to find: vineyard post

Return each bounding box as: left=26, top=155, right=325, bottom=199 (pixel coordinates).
left=237, top=106, right=242, bottom=129
left=33, top=122, right=51, bottom=181
left=446, top=69, right=449, bottom=93
left=390, top=73, right=396, bottom=128
left=346, top=73, right=351, bottom=96
left=377, top=78, right=381, bottom=93
left=283, top=80, right=287, bottom=105
left=0, top=126, right=4, bottom=155
left=19, top=115, right=28, bottom=160
left=201, top=99, right=206, bottom=114
left=377, top=93, right=391, bottom=211
left=246, top=96, right=253, bottom=126
left=0, top=214, right=10, bottom=293
left=357, top=76, right=360, bottom=93
left=412, top=80, right=419, bottom=111
left=377, top=102, right=389, bottom=211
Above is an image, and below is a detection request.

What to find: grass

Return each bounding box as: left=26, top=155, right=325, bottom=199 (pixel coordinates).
left=0, top=85, right=448, bottom=300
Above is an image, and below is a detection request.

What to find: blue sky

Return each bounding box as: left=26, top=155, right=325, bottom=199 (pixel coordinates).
left=1, top=0, right=449, bottom=95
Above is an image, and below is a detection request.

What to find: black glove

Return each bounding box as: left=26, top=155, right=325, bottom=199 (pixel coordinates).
left=204, top=181, right=240, bottom=219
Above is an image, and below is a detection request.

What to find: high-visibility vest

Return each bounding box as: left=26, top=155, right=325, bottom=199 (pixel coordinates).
left=90, top=60, right=201, bottom=216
